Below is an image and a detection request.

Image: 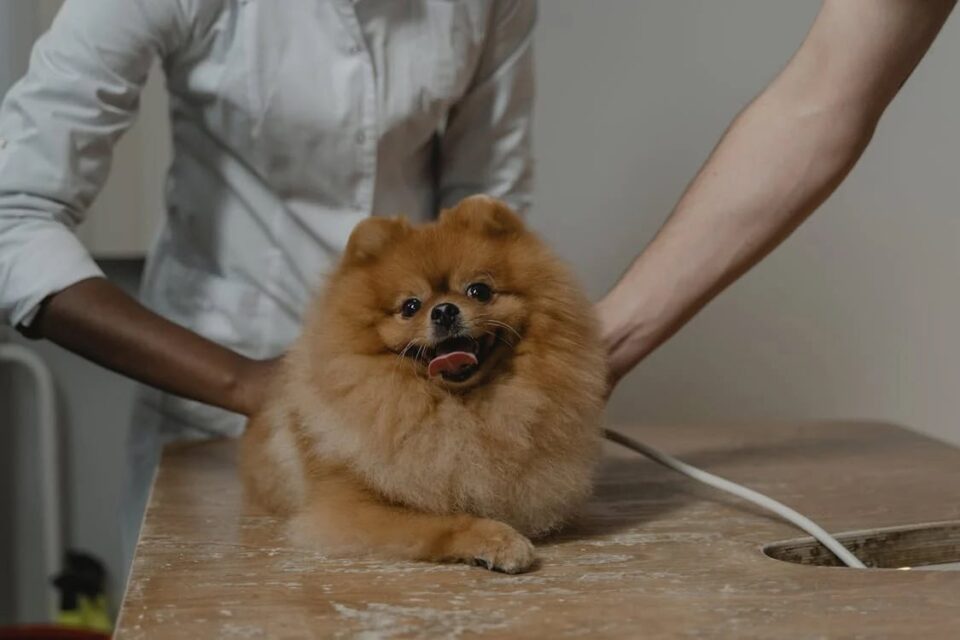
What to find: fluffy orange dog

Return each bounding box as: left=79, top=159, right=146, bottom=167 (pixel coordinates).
left=240, top=196, right=606, bottom=573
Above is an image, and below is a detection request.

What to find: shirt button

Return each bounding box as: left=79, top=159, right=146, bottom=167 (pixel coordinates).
left=0, top=137, right=7, bottom=149
left=348, top=44, right=362, bottom=55
left=355, top=131, right=366, bottom=144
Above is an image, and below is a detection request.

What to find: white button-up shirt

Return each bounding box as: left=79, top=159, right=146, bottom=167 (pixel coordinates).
left=0, top=0, right=534, bottom=437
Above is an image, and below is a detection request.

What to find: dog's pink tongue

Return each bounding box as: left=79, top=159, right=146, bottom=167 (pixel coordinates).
left=428, top=351, right=478, bottom=378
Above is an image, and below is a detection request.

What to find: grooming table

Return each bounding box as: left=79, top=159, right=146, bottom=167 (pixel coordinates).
left=116, top=421, right=960, bottom=638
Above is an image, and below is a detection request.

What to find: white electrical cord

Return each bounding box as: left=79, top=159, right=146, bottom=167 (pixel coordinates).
left=0, top=341, right=63, bottom=616
left=604, top=428, right=866, bottom=569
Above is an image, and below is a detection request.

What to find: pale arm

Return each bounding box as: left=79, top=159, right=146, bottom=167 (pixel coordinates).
left=598, top=0, right=956, bottom=388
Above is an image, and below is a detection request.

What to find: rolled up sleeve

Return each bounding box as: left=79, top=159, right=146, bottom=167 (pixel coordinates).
left=0, top=0, right=185, bottom=327
left=0, top=201, right=103, bottom=327
left=437, top=0, right=536, bottom=214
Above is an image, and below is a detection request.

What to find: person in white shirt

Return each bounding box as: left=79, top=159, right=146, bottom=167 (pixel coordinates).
left=0, top=0, right=535, bottom=564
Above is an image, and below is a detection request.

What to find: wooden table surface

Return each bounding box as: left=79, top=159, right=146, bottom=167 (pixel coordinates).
left=116, top=421, right=960, bottom=639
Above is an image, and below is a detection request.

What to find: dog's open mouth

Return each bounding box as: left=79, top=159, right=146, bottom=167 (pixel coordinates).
left=427, top=335, right=482, bottom=382
left=402, top=333, right=501, bottom=383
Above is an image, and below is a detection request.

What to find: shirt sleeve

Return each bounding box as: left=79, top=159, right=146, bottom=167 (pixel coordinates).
left=0, top=0, right=187, bottom=327
left=436, top=0, right=536, bottom=215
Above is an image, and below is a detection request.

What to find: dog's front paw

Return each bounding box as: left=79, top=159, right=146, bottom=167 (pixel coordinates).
left=444, top=518, right=537, bottom=574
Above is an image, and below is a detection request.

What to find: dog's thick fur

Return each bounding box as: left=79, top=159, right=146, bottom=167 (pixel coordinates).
left=240, top=196, right=606, bottom=573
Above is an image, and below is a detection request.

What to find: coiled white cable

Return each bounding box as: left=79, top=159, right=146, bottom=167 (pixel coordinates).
left=604, top=428, right=866, bottom=569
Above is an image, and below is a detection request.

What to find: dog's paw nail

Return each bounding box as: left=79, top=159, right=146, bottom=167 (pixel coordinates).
left=454, top=520, right=537, bottom=573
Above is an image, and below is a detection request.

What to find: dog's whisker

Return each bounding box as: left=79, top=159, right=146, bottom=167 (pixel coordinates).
left=390, top=340, right=416, bottom=388
left=412, top=343, right=432, bottom=395
left=397, top=340, right=417, bottom=363
left=495, top=333, right=516, bottom=349
left=479, top=320, right=520, bottom=345
left=394, top=340, right=418, bottom=375
left=480, top=326, right=516, bottom=349
left=478, top=318, right=522, bottom=341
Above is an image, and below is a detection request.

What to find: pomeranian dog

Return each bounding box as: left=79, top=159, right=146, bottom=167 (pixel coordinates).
left=240, top=195, right=606, bottom=573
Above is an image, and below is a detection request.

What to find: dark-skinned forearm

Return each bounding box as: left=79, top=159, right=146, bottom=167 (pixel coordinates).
left=27, top=277, right=262, bottom=416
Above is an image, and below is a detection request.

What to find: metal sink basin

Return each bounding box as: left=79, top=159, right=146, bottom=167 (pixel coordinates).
left=764, top=521, right=960, bottom=570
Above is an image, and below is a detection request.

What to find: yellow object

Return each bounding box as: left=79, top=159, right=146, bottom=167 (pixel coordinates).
left=56, top=595, right=112, bottom=633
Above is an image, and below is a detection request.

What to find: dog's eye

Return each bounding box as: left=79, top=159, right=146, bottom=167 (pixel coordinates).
left=465, top=282, right=493, bottom=303
left=400, top=298, right=421, bottom=318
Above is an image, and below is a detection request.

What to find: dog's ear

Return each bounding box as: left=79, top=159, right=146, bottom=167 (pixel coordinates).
left=439, top=195, right=526, bottom=236
left=344, top=216, right=411, bottom=265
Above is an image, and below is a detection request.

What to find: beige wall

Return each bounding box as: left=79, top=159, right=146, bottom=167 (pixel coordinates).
left=531, top=2, right=960, bottom=445
left=75, top=64, right=168, bottom=257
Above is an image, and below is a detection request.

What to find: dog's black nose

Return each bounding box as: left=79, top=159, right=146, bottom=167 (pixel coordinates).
left=431, top=303, right=460, bottom=328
